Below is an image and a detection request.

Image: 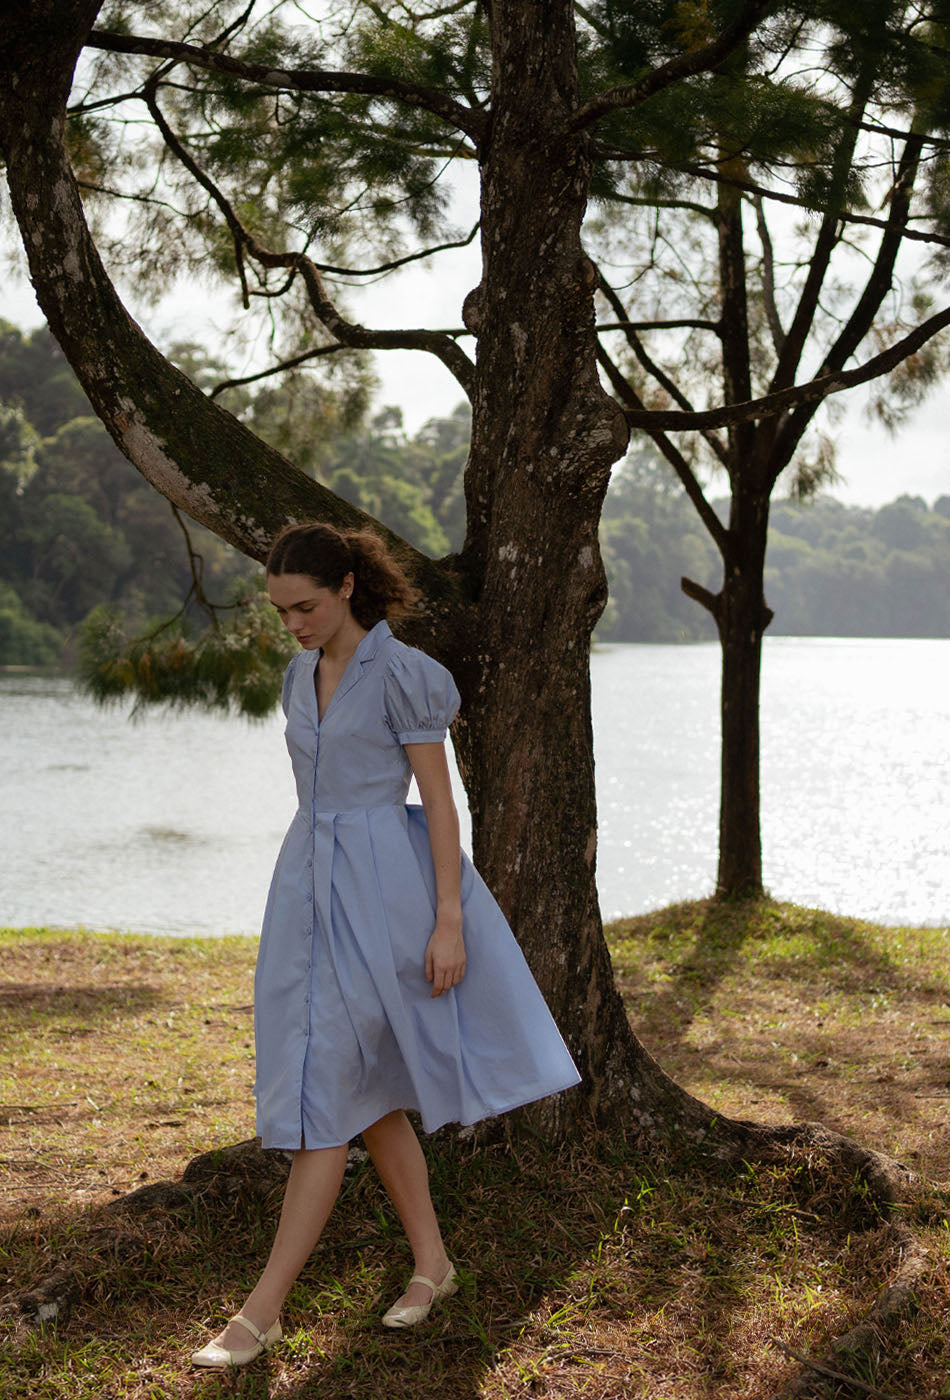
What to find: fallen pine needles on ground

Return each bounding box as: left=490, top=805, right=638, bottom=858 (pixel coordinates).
left=0, top=903, right=947, bottom=1400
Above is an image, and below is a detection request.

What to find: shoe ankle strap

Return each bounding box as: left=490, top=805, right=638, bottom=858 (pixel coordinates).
left=231, top=1313, right=269, bottom=1347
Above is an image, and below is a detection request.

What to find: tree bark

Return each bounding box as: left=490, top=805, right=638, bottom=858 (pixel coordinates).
left=715, top=488, right=772, bottom=899
left=449, top=0, right=651, bottom=1132
left=713, top=167, right=770, bottom=899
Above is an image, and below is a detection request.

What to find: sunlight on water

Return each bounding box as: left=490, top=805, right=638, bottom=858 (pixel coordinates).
left=1, top=637, right=947, bottom=934
left=592, top=637, right=950, bottom=924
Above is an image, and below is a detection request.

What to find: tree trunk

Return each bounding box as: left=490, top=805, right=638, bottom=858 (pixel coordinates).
left=447, top=0, right=646, bottom=1132
left=713, top=158, right=769, bottom=900
left=716, top=484, right=772, bottom=898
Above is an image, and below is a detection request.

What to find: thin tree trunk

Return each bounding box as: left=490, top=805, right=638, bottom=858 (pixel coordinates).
left=716, top=487, right=772, bottom=898
left=713, top=157, right=769, bottom=900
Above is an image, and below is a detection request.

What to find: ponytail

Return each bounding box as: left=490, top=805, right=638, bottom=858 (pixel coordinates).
left=266, top=522, right=420, bottom=628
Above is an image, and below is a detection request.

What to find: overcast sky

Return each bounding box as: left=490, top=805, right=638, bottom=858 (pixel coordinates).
left=5, top=221, right=949, bottom=512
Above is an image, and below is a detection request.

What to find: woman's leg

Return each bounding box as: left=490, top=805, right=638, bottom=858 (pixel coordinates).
left=361, top=1110, right=452, bottom=1307
left=211, top=1141, right=349, bottom=1349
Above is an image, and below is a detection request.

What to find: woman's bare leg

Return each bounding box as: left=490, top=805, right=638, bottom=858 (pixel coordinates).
left=361, top=1110, right=452, bottom=1307
left=211, top=1141, right=349, bottom=1349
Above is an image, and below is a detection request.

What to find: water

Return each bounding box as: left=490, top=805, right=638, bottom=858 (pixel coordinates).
left=592, top=637, right=950, bottom=924
left=1, top=638, right=947, bottom=934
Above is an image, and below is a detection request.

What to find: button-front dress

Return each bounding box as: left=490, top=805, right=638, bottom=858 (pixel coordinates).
left=253, top=620, right=581, bottom=1150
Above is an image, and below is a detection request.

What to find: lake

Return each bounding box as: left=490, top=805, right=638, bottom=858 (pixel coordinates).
left=1, top=638, right=947, bottom=934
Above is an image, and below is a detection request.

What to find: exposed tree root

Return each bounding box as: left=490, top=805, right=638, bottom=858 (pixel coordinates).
left=713, top=1117, right=931, bottom=1399
left=769, top=1339, right=902, bottom=1400
left=4, top=1266, right=81, bottom=1330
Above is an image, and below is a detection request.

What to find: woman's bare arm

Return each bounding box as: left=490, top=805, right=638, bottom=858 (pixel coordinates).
left=406, top=741, right=466, bottom=997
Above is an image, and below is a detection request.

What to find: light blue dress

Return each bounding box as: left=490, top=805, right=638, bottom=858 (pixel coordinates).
left=253, top=619, right=580, bottom=1149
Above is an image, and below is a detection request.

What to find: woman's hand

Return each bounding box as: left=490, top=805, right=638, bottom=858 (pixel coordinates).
left=425, top=915, right=466, bottom=997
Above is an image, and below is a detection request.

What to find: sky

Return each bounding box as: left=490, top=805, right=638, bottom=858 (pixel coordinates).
left=4, top=210, right=950, bottom=512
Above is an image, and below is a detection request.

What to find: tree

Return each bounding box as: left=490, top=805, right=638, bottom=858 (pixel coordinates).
left=0, top=318, right=473, bottom=664
left=2, top=0, right=948, bottom=1152
left=0, top=323, right=278, bottom=663
left=588, top=0, right=950, bottom=895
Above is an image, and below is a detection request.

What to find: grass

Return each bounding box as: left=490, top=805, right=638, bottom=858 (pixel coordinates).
left=610, top=901, right=950, bottom=1188
left=0, top=904, right=948, bottom=1400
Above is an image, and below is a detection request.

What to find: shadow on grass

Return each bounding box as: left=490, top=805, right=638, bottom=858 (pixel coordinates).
left=0, top=1130, right=902, bottom=1400
left=613, top=898, right=921, bottom=1054
left=0, top=980, right=163, bottom=1029
left=609, top=899, right=950, bottom=1183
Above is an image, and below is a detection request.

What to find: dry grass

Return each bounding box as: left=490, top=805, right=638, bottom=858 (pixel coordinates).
left=0, top=907, right=948, bottom=1400
left=0, top=930, right=257, bottom=1221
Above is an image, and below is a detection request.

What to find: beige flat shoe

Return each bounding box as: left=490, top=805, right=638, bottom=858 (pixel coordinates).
left=191, top=1312, right=282, bottom=1368
left=382, top=1262, right=459, bottom=1329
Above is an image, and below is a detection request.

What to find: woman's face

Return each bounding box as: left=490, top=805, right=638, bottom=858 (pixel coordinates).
left=267, top=571, right=353, bottom=649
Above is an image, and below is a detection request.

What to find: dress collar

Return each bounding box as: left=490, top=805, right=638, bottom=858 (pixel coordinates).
left=306, top=618, right=391, bottom=724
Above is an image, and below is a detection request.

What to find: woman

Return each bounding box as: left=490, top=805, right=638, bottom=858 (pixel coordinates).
left=192, top=521, right=580, bottom=1368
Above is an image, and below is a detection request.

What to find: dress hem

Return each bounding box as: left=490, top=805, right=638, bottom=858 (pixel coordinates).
left=257, top=1073, right=582, bottom=1152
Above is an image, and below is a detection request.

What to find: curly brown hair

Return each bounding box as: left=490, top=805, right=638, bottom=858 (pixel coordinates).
left=266, top=522, right=419, bottom=629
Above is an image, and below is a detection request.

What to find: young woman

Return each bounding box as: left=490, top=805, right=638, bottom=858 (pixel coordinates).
left=192, top=521, right=580, bottom=1368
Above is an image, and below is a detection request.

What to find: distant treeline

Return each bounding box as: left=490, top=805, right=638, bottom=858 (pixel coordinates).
left=598, top=448, right=950, bottom=642
left=1, top=320, right=948, bottom=665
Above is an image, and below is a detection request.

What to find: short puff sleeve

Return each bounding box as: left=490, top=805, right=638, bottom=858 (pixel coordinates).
left=384, top=646, right=460, bottom=745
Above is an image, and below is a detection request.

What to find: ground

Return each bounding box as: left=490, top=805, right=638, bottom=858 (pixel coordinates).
left=0, top=903, right=948, bottom=1399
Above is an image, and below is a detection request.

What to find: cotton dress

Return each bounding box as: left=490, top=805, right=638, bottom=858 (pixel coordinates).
left=253, top=619, right=581, bottom=1150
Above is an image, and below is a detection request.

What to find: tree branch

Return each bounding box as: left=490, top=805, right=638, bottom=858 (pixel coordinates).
left=88, top=29, right=487, bottom=142
left=854, top=113, right=950, bottom=152
left=596, top=342, right=730, bottom=557
left=601, top=189, right=718, bottom=221
left=208, top=344, right=348, bottom=399
left=597, top=318, right=721, bottom=334
left=768, top=69, right=872, bottom=394
left=570, top=0, right=772, bottom=132
left=594, top=151, right=950, bottom=250
left=769, top=1339, right=901, bottom=1400
left=752, top=193, right=784, bottom=356
left=771, top=130, right=926, bottom=473
left=293, top=258, right=475, bottom=393
left=68, top=88, right=142, bottom=115
left=312, top=223, right=479, bottom=278
left=681, top=576, right=722, bottom=619
left=143, top=83, right=476, bottom=396
left=623, top=303, right=950, bottom=430
left=596, top=272, right=730, bottom=469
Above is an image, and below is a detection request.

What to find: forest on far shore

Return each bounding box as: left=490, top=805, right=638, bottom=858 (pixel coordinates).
left=1, top=319, right=949, bottom=667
